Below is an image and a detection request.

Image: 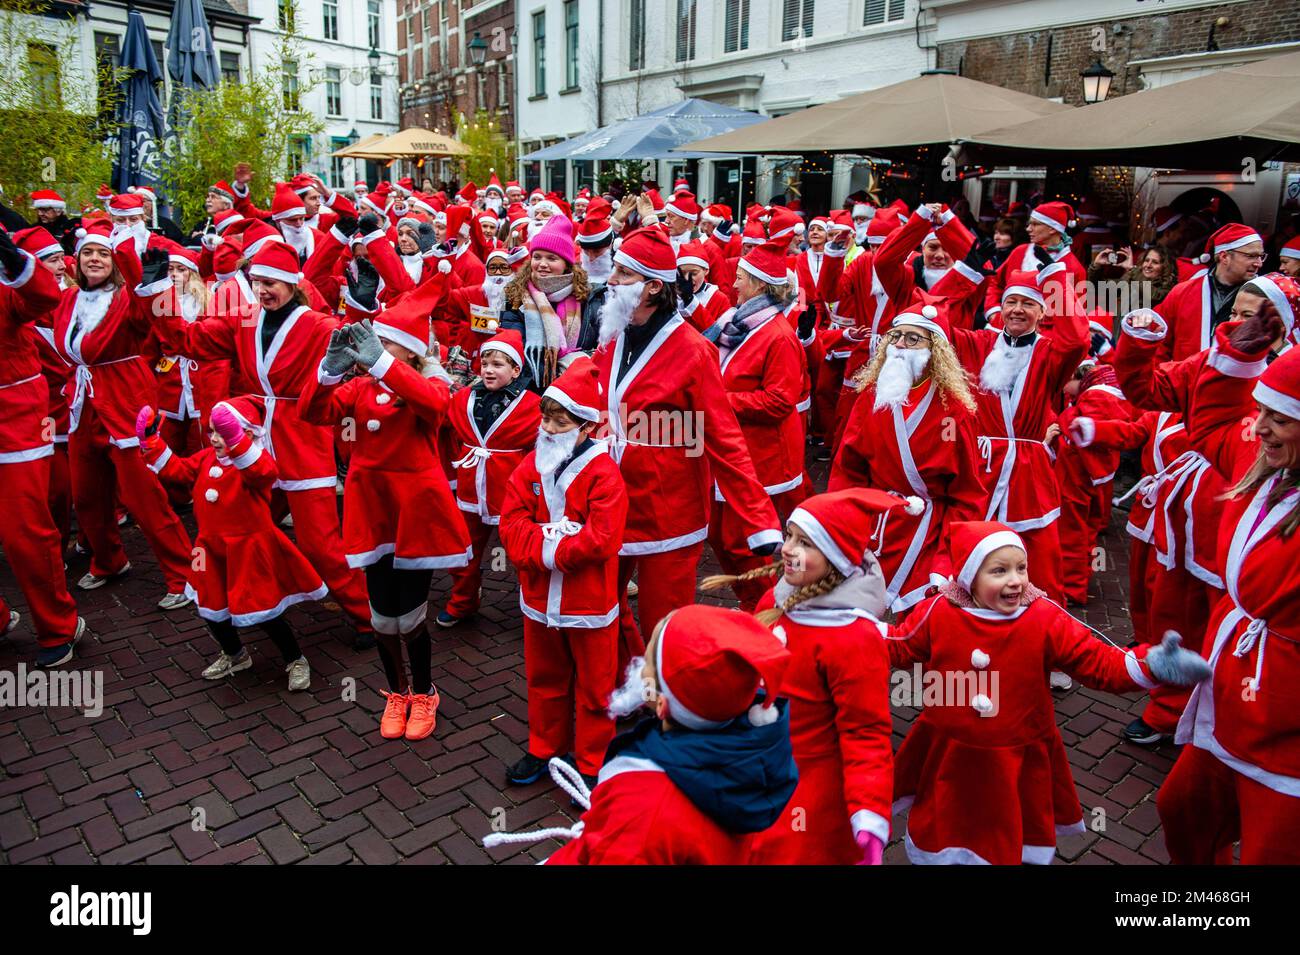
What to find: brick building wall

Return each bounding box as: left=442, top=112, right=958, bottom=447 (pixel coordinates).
left=936, top=0, right=1300, bottom=106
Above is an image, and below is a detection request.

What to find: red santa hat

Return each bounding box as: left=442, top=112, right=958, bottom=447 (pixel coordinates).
left=484, top=173, right=505, bottom=196
left=577, top=211, right=614, bottom=246
left=542, top=354, right=602, bottom=423
left=949, top=521, right=1027, bottom=592
left=241, top=220, right=282, bottom=258
left=168, top=245, right=201, bottom=273
left=1254, top=343, right=1300, bottom=421
left=528, top=187, right=546, bottom=204
left=396, top=177, right=415, bottom=194
left=354, top=180, right=369, bottom=190
left=767, top=207, right=804, bottom=242
left=13, top=226, right=64, bottom=261
left=359, top=182, right=391, bottom=216
left=1279, top=235, right=1300, bottom=261
left=828, top=210, right=854, bottom=234
left=289, top=173, right=317, bottom=196
left=212, top=395, right=267, bottom=438
left=445, top=203, right=473, bottom=241
left=212, top=209, right=245, bottom=234
left=738, top=238, right=790, bottom=286
left=1152, top=207, right=1182, bottom=234
left=865, top=210, right=901, bottom=245
left=457, top=181, right=478, bottom=205
left=672, top=178, right=690, bottom=195
left=741, top=219, right=767, bottom=247
left=95, top=184, right=114, bottom=205
left=480, top=328, right=524, bottom=367
left=676, top=240, right=710, bottom=272
left=484, top=247, right=511, bottom=268
left=1199, top=223, right=1263, bottom=263
left=506, top=180, right=522, bottom=192
left=807, top=215, right=833, bottom=234
left=128, top=185, right=157, bottom=205
left=891, top=301, right=950, bottom=343
left=1001, top=269, right=1046, bottom=307
left=1029, top=201, right=1076, bottom=235
left=744, top=202, right=766, bottom=224
left=270, top=182, right=307, bottom=221
left=1006, top=201, right=1029, bottom=219
left=372, top=290, right=434, bottom=357
left=655, top=604, right=792, bottom=729
left=643, top=189, right=666, bottom=214
left=208, top=180, right=238, bottom=203
left=851, top=201, right=875, bottom=219
left=787, top=488, right=925, bottom=580
left=475, top=210, right=500, bottom=230
left=612, top=226, right=678, bottom=283
left=1250, top=272, right=1300, bottom=339
left=664, top=191, right=700, bottom=223
left=74, top=220, right=114, bottom=253
left=107, top=192, right=145, bottom=218
left=248, top=240, right=303, bottom=285
left=700, top=203, right=731, bottom=225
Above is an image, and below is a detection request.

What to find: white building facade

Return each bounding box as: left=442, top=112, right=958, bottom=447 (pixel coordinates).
left=515, top=0, right=932, bottom=208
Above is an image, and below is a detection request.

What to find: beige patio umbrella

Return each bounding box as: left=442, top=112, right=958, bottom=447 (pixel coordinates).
left=330, top=133, right=387, bottom=158
left=342, top=127, right=470, bottom=159
left=963, top=48, right=1300, bottom=168
left=682, top=72, right=1071, bottom=158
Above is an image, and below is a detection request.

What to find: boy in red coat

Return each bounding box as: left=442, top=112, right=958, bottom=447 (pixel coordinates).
left=498, top=357, right=628, bottom=787
left=488, top=604, right=798, bottom=864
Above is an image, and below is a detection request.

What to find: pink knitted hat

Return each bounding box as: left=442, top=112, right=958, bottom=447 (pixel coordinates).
left=528, top=213, right=576, bottom=266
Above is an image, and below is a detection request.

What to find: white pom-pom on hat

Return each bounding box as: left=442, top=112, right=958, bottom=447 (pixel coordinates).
left=971, top=648, right=990, bottom=670
left=1067, top=219, right=1077, bottom=229
left=438, top=259, right=452, bottom=274
left=487, top=319, right=499, bottom=331
left=921, top=304, right=938, bottom=319
left=75, top=228, right=88, bottom=240
left=748, top=703, right=779, bottom=726
left=793, top=222, right=805, bottom=235
left=904, top=496, right=925, bottom=515
left=1198, top=253, right=1211, bottom=263
left=204, top=488, right=219, bottom=503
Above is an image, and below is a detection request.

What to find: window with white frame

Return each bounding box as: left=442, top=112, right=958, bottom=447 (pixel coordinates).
left=323, top=0, right=338, bottom=40
left=629, top=0, right=645, bottom=70
left=532, top=10, right=545, bottom=96
left=325, top=65, right=341, bottom=115
left=724, top=0, right=749, bottom=53
left=782, top=0, right=813, bottom=42
left=564, top=0, right=579, bottom=88
left=368, top=0, right=382, bottom=49
left=675, top=0, right=696, bottom=63
left=863, top=0, right=905, bottom=26
left=370, top=71, right=383, bottom=119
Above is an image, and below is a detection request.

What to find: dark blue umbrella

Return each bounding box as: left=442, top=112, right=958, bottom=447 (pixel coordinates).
left=113, top=10, right=167, bottom=195
left=166, top=0, right=221, bottom=91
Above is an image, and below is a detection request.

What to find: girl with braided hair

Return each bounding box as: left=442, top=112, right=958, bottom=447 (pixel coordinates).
left=706, top=488, right=915, bottom=865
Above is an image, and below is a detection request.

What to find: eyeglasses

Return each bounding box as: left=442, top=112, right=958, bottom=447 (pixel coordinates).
left=884, top=330, right=932, bottom=348
left=1230, top=250, right=1267, bottom=261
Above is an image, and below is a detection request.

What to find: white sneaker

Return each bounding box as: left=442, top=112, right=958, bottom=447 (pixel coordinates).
left=1049, top=671, right=1073, bottom=690
left=626, top=579, right=639, bottom=598
left=77, top=561, right=131, bottom=590
left=2, top=610, right=18, bottom=637
left=202, top=648, right=252, bottom=680
left=157, top=591, right=193, bottom=611
left=286, top=656, right=311, bottom=691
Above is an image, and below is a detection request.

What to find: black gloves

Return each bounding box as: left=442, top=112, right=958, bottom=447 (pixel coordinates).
left=797, top=306, right=816, bottom=340
left=718, top=219, right=734, bottom=237
left=346, top=257, right=380, bottom=311
left=334, top=214, right=358, bottom=238
left=675, top=271, right=695, bottom=307
left=0, top=230, right=26, bottom=278
left=1031, top=244, right=1053, bottom=267
left=751, top=542, right=779, bottom=558
left=357, top=213, right=381, bottom=236
left=417, top=222, right=438, bottom=254
left=141, top=246, right=170, bottom=286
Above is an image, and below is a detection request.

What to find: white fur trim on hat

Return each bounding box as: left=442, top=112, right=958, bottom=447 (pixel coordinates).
left=271, top=204, right=308, bottom=221
left=664, top=201, right=698, bottom=223
left=481, top=339, right=523, bottom=369
left=787, top=507, right=854, bottom=578
left=676, top=254, right=708, bottom=270
left=892, top=304, right=947, bottom=342
left=1248, top=275, right=1296, bottom=333
left=169, top=254, right=200, bottom=273
left=373, top=321, right=428, bottom=357
left=737, top=256, right=788, bottom=286
left=1280, top=245, right=1300, bottom=260
left=32, top=197, right=66, bottom=210
left=1214, top=231, right=1263, bottom=255
left=1253, top=381, right=1300, bottom=422
left=1029, top=208, right=1071, bottom=235
left=612, top=248, right=676, bottom=283
left=248, top=263, right=302, bottom=285
left=956, top=530, right=1025, bottom=592
left=541, top=383, right=600, bottom=423
left=1001, top=284, right=1045, bottom=307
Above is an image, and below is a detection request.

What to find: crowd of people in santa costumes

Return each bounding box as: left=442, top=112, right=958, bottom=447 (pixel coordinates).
left=9, top=165, right=1300, bottom=867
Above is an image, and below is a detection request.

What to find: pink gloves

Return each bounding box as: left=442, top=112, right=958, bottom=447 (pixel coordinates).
left=210, top=403, right=245, bottom=448
left=855, top=830, right=884, bottom=866
left=135, top=405, right=162, bottom=444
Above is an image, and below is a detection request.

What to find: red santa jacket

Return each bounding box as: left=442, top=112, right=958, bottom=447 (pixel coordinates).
left=448, top=384, right=540, bottom=524
left=499, top=440, right=628, bottom=628
left=1152, top=268, right=1228, bottom=362
left=717, top=306, right=806, bottom=500
left=750, top=587, right=894, bottom=865
left=1085, top=410, right=1188, bottom=546
left=139, top=276, right=341, bottom=490
left=1056, top=383, right=1133, bottom=490
left=794, top=246, right=846, bottom=322
left=950, top=262, right=1090, bottom=530
left=0, top=252, right=62, bottom=459
left=983, top=242, right=1086, bottom=322
left=593, top=315, right=781, bottom=554
left=1113, top=315, right=1226, bottom=589
left=1176, top=325, right=1300, bottom=793
left=831, top=379, right=988, bottom=610
left=889, top=592, right=1157, bottom=864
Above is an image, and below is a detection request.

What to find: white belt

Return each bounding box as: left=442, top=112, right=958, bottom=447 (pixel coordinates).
left=1233, top=614, right=1269, bottom=693
left=541, top=518, right=583, bottom=541
left=262, top=393, right=297, bottom=462
left=0, top=373, right=41, bottom=391
left=177, top=358, right=199, bottom=417
left=451, top=445, right=523, bottom=469
left=69, top=356, right=141, bottom=433
left=976, top=435, right=1047, bottom=473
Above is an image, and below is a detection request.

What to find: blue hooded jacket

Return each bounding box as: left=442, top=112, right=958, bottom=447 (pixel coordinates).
left=604, top=697, right=798, bottom=834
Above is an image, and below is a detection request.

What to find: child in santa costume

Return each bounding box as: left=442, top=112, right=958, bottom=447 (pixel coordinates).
left=136, top=397, right=322, bottom=690
left=707, top=236, right=808, bottom=612
left=708, top=489, right=908, bottom=865
left=488, top=604, right=797, bottom=864
left=831, top=302, right=988, bottom=615
left=675, top=240, right=731, bottom=333
left=441, top=329, right=540, bottom=627
left=498, top=357, right=627, bottom=788
left=888, top=521, right=1210, bottom=865
left=0, top=229, right=84, bottom=667
left=300, top=280, right=471, bottom=742
left=1149, top=308, right=1300, bottom=863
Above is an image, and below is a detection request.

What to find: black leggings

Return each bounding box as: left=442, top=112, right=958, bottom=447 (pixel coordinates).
left=208, top=616, right=301, bottom=665
left=364, top=555, right=434, bottom=695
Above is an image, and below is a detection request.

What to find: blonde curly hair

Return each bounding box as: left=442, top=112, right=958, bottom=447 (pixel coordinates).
left=852, top=333, right=977, bottom=414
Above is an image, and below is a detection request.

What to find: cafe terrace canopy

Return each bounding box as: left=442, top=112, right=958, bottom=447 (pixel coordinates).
left=334, top=128, right=470, bottom=160
left=522, top=98, right=767, bottom=161
left=680, top=72, right=1071, bottom=159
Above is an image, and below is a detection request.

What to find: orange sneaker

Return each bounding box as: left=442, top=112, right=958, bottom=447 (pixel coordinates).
left=379, top=690, right=409, bottom=739
left=404, top=690, right=440, bottom=741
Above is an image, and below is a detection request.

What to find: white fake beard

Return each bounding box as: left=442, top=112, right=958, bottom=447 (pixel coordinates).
left=583, top=249, right=613, bottom=284
left=535, top=425, right=581, bottom=476
left=979, top=333, right=1034, bottom=394
left=855, top=225, right=869, bottom=245
left=482, top=274, right=508, bottom=312
left=873, top=345, right=930, bottom=411
left=606, top=656, right=650, bottom=719
left=922, top=266, right=949, bottom=289
left=598, top=280, right=645, bottom=347
left=280, top=223, right=310, bottom=258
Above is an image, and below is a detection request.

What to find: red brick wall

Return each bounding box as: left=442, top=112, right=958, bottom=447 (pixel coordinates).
left=937, top=1, right=1300, bottom=105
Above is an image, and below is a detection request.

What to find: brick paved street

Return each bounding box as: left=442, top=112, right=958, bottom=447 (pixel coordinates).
left=0, top=455, right=1172, bottom=865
